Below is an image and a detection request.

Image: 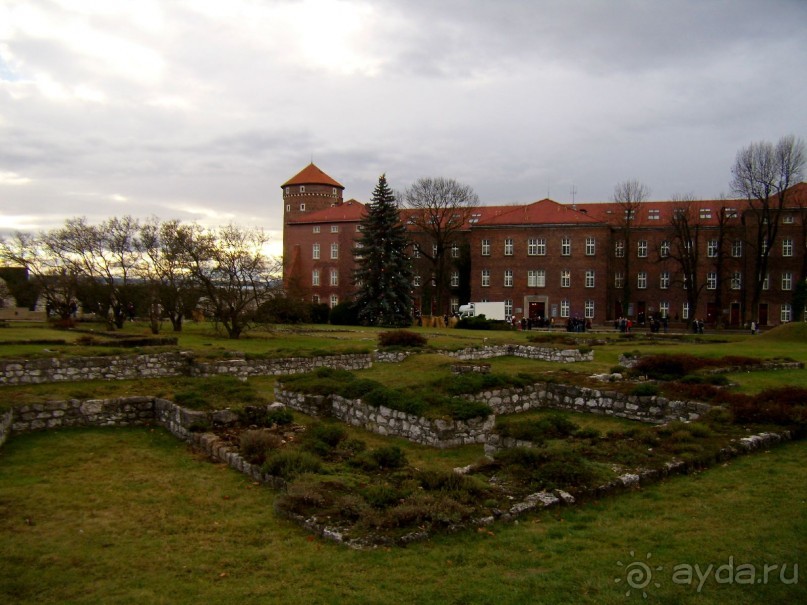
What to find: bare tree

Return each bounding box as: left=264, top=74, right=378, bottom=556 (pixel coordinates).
left=0, top=231, right=79, bottom=320
left=612, top=179, right=650, bottom=317
left=181, top=224, right=279, bottom=339
left=402, top=177, right=479, bottom=314
left=49, top=216, right=141, bottom=328
left=665, top=194, right=705, bottom=326
left=731, top=135, right=805, bottom=322
left=136, top=218, right=200, bottom=333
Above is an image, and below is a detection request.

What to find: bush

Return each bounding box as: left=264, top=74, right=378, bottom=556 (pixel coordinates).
left=496, top=413, right=580, bottom=442
left=263, top=451, right=322, bottom=480
left=329, top=301, right=360, bottom=325
left=377, top=330, right=427, bottom=348
left=361, top=483, right=405, bottom=509
left=630, top=383, right=659, bottom=397
left=633, top=354, right=703, bottom=380
left=454, top=316, right=493, bottom=330
left=731, top=386, right=807, bottom=427
left=362, top=387, right=427, bottom=417
left=240, top=430, right=283, bottom=465
left=352, top=445, right=408, bottom=471
left=445, top=398, right=493, bottom=421
left=495, top=447, right=597, bottom=489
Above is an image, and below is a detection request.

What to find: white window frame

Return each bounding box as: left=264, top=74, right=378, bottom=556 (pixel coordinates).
left=561, top=237, right=571, bottom=256
left=312, top=243, right=320, bottom=259
left=637, top=272, right=647, bottom=289
left=707, top=272, right=717, bottom=290
left=585, top=270, right=595, bottom=288
left=312, top=269, right=320, bottom=286
left=660, top=272, right=670, bottom=289
left=637, top=240, right=648, bottom=258
left=481, top=239, right=490, bottom=256
left=561, top=270, right=571, bottom=288
left=481, top=269, right=490, bottom=287
left=560, top=299, right=570, bottom=318
left=528, top=269, right=546, bottom=288
left=330, top=243, right=339, bottom=259
left=504, top=269, right=513, bottom=287
left=585, top=237, right=595, bottom=256
left=504, top=238, right=514, bottom=256
left=584, top=300, right=594, bottom=319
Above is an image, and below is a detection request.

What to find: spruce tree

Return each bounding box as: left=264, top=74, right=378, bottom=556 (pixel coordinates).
left=352, top=174, right=413, bottom=326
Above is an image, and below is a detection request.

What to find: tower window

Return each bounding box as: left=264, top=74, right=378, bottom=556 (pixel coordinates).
left=299, top=203, right=305, bottom=211
left=300, top=185, right=306, bottom=193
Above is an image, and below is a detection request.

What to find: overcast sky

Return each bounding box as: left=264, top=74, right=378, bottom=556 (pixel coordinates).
left=1, top=0, right=805, bottom=256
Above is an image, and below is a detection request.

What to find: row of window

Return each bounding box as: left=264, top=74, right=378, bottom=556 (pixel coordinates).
left=311, top=237, right=797, bottom=261
left=478, top=269, right=597, bottom=288
left=480, top=237, right=597, bottom=257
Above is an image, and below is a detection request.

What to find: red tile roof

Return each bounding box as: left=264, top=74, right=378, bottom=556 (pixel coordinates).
left=282, top=163, right=344, bottom=189
left=287, top=199, right=366, bottom=223
left=476, top=198, right=603, bottom=226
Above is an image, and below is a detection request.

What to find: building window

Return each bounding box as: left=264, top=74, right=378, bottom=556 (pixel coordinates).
left=637, top=240, right=648, bottom=258
left=504, top=238, right=514, bottom=256
left=561, top=270, right=571, bottom=288
left=481, top=269, right=490, bottom=287
left=648, top=209, right=660, bottom=220
left=330, top=243, right=339, bottom=259
left=432, top=243, right=438, bottom=257
left=615, top=240, right=625, bottom=258
left=782, top=272, right=793, bottom=291
left=660, top=272, right=670, bottom=289
left=330, top=294, right=338, bottom=308
left=330, top=269, right=338, bottom=286
left=660, top=240, right=670, bottom=258
left=412, top=244, right=420, bottom=258
left=413, top=275, right=421, bottom=287
left=783, top=238, right=794, bottom=257
left=312, top=226, right=320, bottom=233
left=312, top=269, right=320, bottom=286
left=332, top=187, right=337, bottom=195
left=330, top=225, right=339, bottom=233
left=451, top=297, right=459, bottom=313
left=312, top=294, right=320, bottom=304
left=659, top=301, right=670, bottom=318
left=682, top=302, right=690, bottom=320
left=763, top=272, right=770, bottom=290
left=732, top=240, right=743, bottom=258
left=585, top=270, right=595, bottom=288
left=725, top=207, right=738, bottom=218
left=700, top=208, right=712, bottom=219
left=637, top=272, right=647, bottom=289
left=783, top=214, right=795, bottom=224
left=707, top=272, right=717, bottom=290
left=584, top=300, right=594, bottom=319
left=450, top=271, right=459, bottom=287
left=560, top=300, right=570, bottom=318
left=505, top=300, right=513, bottom=318
left=528, top=269, right=545, bottom=288
left=504, top=269, right=513, bottom=287
left=615, top=272, right=624, bottom=288
left=707, top=239, right=718, bottom=258
left=451, top=243, right=459, bottom=258
left=761, top=239, right=768, bottom=255
left=299, top=203, right=306, bottom=212
left=481, top=239, right=490, bottom=256
left=285, top=187, right=290, bottom=195
left=300, top=186, right=306, bottom=193
left=561, top=237, right=571, bottom=256
left=312, top=243, right=320, bottom=259
left=731, top=272, right=742, bottom=290
left=781, top=304, right=792, bottom=322
left=535, top=238, right=546, bottom=256
left=286, top=204, right=291, bottom=212
left=585, top=237, right=595, bottom=256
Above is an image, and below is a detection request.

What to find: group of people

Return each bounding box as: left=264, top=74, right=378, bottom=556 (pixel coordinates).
left=510, top=315, right=555, bottom=330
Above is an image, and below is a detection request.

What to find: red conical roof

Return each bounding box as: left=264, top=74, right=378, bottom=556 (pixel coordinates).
left=282, top=163, right=344, bottom=189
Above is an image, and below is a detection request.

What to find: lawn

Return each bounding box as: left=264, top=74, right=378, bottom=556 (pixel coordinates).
left=0, top=427, right=804, bottom=604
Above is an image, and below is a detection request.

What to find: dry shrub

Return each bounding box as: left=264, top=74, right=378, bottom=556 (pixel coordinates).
left=240, top=429, right=283, bottom=465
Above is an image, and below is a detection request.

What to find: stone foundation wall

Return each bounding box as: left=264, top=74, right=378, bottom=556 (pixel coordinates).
left=0, top=352, right=193, bottom=385
left=2, top=396, right=285, bottom=489
left=274, top=388, right=494, bottom=448
left=467, top=381, right=712, bottom=424
left=446, top=344, right=592, bottom=363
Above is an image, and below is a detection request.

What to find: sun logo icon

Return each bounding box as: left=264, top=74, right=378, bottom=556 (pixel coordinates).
left=615, top=551, right=663, bottom=598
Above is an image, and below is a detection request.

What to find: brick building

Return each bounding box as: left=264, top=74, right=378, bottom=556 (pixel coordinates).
left=282, top=163, right=807, bottom=327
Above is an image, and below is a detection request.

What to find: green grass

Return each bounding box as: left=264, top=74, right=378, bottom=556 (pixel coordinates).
left=1, top=427, right=804, bottom=604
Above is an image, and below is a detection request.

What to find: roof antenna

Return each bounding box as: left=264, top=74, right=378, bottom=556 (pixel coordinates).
left=547, top=178, right=550, bottom=199
left=570, top=184, right=577, bottom=209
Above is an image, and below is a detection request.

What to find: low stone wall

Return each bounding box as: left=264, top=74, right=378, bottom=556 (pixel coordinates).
left=466, top=382, right=712, bottom=424
left=0, top=352, right=193, bottom=385
left=3, top=396, right=285, bottom=489
left=190, top=353, right=373, bottom=379
left=274, top=387, right=494, bottom=448
left=446, top=344, right=592, bottom=363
